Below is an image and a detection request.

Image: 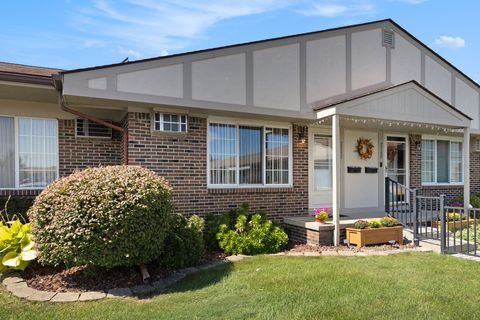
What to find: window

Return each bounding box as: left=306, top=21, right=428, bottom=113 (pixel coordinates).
left=76, top=119, right=112, bottom=138
left=313, top=135, right=332, bottom=191
left=154, top=112, right=187, bottom=132
left=208, top=122, right=291, bottom=187
left=0, top=116, right=58, bottom=189
left=421, top=139, right=463, bottom=184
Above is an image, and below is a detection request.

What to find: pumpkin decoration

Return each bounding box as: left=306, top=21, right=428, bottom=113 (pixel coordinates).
left=355, top=138, right=374, bottom=160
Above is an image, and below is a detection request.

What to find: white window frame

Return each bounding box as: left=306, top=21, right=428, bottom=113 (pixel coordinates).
left=0, top=115, right=59, bottom=190
left=75, top=118, right=113, bottom=139
left=421, top=135, right=464, bottom=186
left=207, top=117, right=293, bottom=189
left=153, top=112, right=188, bottom=133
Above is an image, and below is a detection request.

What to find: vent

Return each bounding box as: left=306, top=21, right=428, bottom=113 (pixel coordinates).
left=76, top=119, right=112, bottom=138
left=382, top=29, right=395, bottom=48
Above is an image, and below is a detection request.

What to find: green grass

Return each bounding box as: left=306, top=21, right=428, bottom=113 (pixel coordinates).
left=1, top=252, right=480, bottom=320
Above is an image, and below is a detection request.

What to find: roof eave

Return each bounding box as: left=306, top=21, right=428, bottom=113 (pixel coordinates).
left=0, top=72, right=55, bottom=87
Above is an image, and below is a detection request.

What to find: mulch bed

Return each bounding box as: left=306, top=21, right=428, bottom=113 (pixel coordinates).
left=286, top=242, right=415, bottom=253
left=24, top=252, right=227, bottom=293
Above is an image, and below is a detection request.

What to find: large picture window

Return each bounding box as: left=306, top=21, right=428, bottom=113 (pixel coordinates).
left=208, top=122, right=291, bottom=187
left=421, top=138, right=463, bottom=184
left=0, top=116, right=58, bottom=189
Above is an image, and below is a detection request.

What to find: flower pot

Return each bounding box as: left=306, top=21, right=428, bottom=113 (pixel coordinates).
left=315, top=218, right=326, bottom=223
left=346, top=226, right=403, bottom=247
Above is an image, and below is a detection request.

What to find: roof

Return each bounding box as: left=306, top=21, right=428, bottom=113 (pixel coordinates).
left=314, top=80, right=473, bottom=121
left=59, top=18, right=479, bottom=91
left=0, top=62, right=62, bottom=86
left=0, top=61, right=62, bottom=77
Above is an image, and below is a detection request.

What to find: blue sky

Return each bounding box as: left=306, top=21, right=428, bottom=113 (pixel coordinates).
left=1, top=1, right=478, bottom=81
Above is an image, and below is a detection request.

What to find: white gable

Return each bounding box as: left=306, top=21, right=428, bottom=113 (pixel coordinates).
left=317, top=82, right=470, bottom=128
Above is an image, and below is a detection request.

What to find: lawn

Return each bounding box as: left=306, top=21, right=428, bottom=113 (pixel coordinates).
left=1, top=252, right=480, bottom=320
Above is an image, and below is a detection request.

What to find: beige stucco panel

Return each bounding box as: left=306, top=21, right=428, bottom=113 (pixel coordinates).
left=456, top=78, right=479, bottom=129
left=306, top=35, right=346, bottom=103
left=117, top=64, right=183, bottom=98
left=351, top=28, right=386, bottom=90
left=425, top=55, right=452, bottom=103
left=253, top=44, right=300, bottom=110
left=391, top=34, right=421, bottom=84
left=192, top=53, right=246, bottom=105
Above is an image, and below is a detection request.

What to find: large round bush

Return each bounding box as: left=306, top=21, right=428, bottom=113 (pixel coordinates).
left=28, top=166, right=173, bottom=268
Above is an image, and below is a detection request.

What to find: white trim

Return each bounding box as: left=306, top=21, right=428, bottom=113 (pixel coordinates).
left=420, top=135, right=465, bottom=186
left=383, top=133, right=410, bottom=203
left=0, top=115, right=59, bottom=190
left=152, top=111, right=188, bottom=133
left=206, top=117, right=293, bottom=188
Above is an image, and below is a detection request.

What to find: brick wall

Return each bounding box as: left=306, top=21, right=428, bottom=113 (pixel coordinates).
left=127, top=112, right=309, bottom=221
left=409, top=134, right=480, bottom=202
left=58, top=119, right=123, bottom=176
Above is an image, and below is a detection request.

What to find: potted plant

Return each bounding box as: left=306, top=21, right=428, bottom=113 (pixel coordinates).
left=314, top=208, right=331, bottom=223
left=346, top=216, right=403, bottom=247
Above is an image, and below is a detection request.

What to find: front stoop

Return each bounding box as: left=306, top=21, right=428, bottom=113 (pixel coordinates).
left=283, top=217, right=355, bottom=245
left=2, top=257, right=239, bottom=303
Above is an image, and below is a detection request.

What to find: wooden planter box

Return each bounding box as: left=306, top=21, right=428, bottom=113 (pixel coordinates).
left=346, top=226, right=403, bottom=247
left=432, top=219, right=477, bottom=231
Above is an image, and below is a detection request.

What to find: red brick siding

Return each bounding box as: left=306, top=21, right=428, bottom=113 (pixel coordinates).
left=127, top=112, right=309, bottom=221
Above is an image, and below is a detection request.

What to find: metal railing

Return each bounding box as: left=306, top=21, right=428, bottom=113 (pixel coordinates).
left=385, top=177, right=480, bottom=256
left=441, top=206, right=480, bottom=256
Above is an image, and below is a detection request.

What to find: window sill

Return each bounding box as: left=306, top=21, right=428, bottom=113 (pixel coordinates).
left=151, top=130, right=188, bottom=137
left=208, top=186, right=295, bottom=194
left=421, top=183, right=464, bottom=187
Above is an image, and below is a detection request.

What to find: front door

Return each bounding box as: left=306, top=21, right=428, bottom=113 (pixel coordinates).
left=384, top=135, right=409, bottom=202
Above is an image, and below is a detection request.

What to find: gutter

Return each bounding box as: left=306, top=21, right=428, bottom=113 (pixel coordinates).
left=52, top=74, right=129, bottom=164
left=0, top=71, right=55, bottom=86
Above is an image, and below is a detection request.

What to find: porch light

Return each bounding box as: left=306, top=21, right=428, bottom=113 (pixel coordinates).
left=298, top=126, right=307, bottom=144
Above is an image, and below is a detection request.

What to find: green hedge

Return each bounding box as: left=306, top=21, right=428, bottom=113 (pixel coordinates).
left=29, top=166, right=173, bottom=268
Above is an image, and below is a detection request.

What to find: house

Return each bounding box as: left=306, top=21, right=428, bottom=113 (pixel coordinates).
left=1, top=19, right=479, bottom=245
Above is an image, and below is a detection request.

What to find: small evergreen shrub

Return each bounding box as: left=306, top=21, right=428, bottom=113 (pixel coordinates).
left=29, top=166, right=173, bottom=268
left=216, top=213, right=288, bottom=255
left=158, top=214, right=206, bottom=268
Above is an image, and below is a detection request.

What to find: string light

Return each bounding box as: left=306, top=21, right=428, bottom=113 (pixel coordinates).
left=305, top=116, right=465, bottom=134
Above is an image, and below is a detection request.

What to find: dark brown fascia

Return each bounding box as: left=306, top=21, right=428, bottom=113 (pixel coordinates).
left=0, top=71, right=55, bottom=86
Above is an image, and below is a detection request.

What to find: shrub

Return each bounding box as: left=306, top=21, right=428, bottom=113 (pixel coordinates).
left=204, top=203, right=260, bottom=250
left=158, top=214, right=206, bottom=268
left=0, top=220, right=37, bottom=272
left=216, top=213, right=288, bottom=255
left=28, top=166, right=173, bottom=268
left=353, top=220, right=369, bottom=229
left=380, top=216, right=398, bottom=227
left=368, top=219, right=382, bottom=228
left=451, top=195, right=480, bottom=208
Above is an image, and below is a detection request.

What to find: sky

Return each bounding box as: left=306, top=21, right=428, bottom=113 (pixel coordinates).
left=0, top=1, right=479, bottom=82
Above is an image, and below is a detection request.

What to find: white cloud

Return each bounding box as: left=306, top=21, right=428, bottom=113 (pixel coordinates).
left=434, top=36, right=465, bottom=49
left=297, top=1, right=376, bottom=18
left=72, top=0, right=291, bottom=59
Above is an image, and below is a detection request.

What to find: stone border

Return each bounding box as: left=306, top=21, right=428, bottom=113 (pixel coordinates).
left=2, top=248, right=431, bottom=303
left=1, top=255, right=247, bottom=303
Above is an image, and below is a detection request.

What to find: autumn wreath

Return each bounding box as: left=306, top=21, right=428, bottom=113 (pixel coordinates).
left=355, top=138, right=374, bottom=160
